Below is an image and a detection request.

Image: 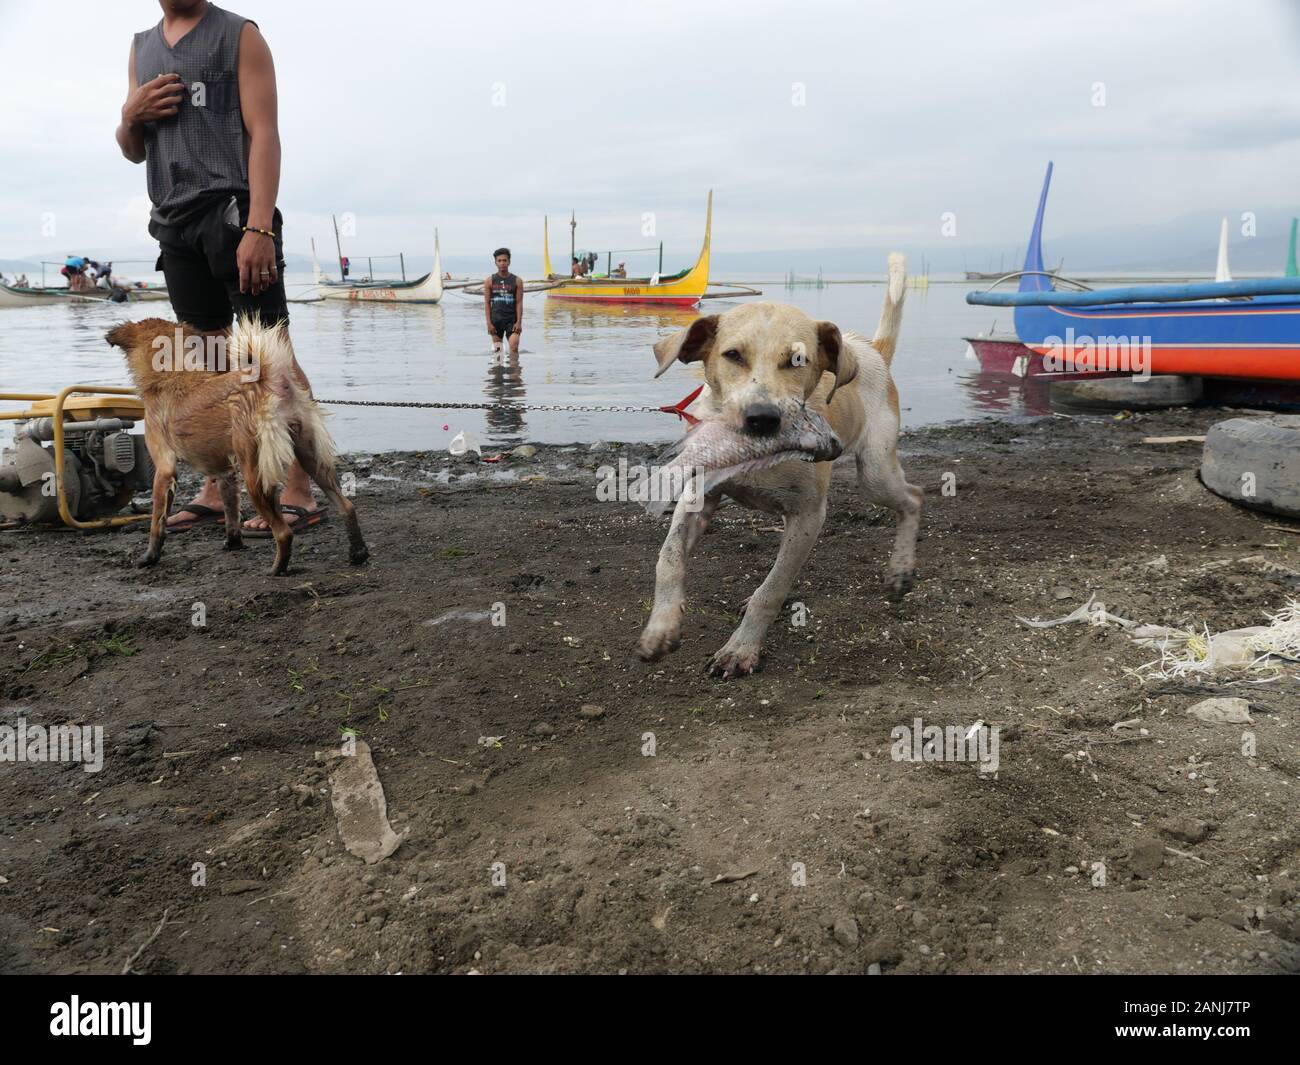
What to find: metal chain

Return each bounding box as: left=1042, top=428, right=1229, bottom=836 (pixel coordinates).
left=317, top=398, right=664, bottom=414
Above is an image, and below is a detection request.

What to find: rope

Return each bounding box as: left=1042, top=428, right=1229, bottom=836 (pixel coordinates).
left=318, top=384, right=704, bottom=424
left=320, top=398, right=662, bottom=413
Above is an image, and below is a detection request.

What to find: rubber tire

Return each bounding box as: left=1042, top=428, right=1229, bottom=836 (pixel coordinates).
left=1049, top=375, right=1203, bottom=413
left=1201, top=415, right=1300, bottom=519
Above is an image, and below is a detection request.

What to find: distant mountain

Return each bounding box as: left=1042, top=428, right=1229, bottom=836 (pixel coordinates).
left=7, top=206, right=1295, bottom=280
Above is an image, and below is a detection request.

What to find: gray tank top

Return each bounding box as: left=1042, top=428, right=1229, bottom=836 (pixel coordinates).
left=133, top=4, right=253, bottom=227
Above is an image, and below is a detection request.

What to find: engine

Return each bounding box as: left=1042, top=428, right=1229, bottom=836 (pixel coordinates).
left=0, top=414, right=154, bottom=524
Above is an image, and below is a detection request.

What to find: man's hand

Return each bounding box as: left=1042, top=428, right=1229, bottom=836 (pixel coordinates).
left=122, top=73, right=184, bottom=127
left=238, top=230, right=278, bottom=295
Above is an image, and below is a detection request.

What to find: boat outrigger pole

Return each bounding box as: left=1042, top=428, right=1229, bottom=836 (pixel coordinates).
left=332, top=214, right=345, bottom=280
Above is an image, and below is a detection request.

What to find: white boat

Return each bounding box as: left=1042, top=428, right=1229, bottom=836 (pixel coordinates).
left=0, top=281, right=169, bottom=309
left=312, top=231, right=444, bottom=304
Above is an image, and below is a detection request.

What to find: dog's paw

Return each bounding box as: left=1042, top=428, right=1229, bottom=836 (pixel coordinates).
left=223, top=535, right=244, bottom=552
left=884, top=567, right=916, bottom=602
left=350, top=546, right=370, bottom=565
left=637, top=625, right=681, bottom=662
left=138, top=553, right=159, bottom=569
left=707, top=641, right=762, bottom=679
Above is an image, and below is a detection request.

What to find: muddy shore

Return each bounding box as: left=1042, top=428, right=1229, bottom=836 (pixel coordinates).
left=1, top=407, right=1297, bottom=974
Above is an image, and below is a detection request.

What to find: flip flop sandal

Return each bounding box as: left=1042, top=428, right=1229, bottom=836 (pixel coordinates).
left=241, top=504, right=329, bottom=538
left=166, top=503, right=227, bottom=533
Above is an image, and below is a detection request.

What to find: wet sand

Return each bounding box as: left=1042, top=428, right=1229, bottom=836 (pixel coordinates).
left=1, top=407, right=1298, bottom=974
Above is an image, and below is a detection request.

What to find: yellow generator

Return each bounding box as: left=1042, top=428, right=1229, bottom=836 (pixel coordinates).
left=0, top=387, right=154, bottom=529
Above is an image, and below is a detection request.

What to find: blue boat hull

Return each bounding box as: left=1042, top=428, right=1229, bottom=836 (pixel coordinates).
left=972, top=163, right=1300, bottom=381
left=1013, top=297, right=1300, bottom=380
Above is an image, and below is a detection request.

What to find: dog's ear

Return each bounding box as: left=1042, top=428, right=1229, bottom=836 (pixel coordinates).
left=816, top=320, right=858, bottom=402
left=107, top=318, right=178, bottom=350
left=105, top=321, right=137, bottom=349
left=653, top=315, right=718, bottom=378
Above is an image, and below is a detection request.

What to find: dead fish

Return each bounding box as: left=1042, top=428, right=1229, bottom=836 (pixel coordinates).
left=644, top=405, right=842, bottom=516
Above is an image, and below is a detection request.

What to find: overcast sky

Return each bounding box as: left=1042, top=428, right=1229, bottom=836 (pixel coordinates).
left=1, top=0, right=1298, bottom=267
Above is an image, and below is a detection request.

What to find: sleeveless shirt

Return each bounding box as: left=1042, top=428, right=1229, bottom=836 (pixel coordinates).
left=490, top=273, right=519, bottom=316
left=132, top=4, right=253, bottom=226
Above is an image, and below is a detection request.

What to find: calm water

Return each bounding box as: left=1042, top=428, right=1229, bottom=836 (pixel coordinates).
left=0, top=275, right=1030, bottom=451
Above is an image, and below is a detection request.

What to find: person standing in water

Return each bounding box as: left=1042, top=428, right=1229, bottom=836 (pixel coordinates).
left=115, top=0, right=325, bottom=535
left=485, top=247, right=523, bottom=355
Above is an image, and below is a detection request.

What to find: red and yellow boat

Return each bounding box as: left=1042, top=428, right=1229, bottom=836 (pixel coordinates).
left=542, top=192, right=712, bottom=307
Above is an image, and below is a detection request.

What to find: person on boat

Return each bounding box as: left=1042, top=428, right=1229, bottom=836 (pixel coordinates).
left=115, top=0, right=323, bottom=535
left=612, top=262, right=627, bottom=279
left=485, top=247, right=523, bottom=356
left=69, top=257, right=99, bottom=293
left=63, top=255, right=85, bottom=290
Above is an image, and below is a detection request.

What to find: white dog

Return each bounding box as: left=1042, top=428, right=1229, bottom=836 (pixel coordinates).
left=637, top=254, right=921, bottom=677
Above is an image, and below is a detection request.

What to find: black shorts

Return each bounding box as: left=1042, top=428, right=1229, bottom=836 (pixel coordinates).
left=491, top=314, right=519, bottom=338
left=150, top=195, right=289, bottom=332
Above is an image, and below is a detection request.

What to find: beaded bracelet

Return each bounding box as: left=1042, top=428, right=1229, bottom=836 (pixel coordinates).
left=242, top=225, right=275, bottom=239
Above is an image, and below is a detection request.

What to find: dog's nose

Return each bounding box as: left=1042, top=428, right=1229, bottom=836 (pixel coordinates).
left=742, top=403, right=782, bottom=437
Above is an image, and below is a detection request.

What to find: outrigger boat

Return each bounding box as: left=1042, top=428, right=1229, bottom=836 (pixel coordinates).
left=0, top=280, right=168, bottom=309
left=541, top=192, right=713, bottom=307
left=311, top=221, right=444, bottom=304
left=966, top=164, right=1300, bottom=382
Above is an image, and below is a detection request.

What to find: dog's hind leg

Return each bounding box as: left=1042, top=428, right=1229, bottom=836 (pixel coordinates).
left=297, top=439, right=368, bottom=565
left=637, top=492, right=718, bottom=662
left=217, top=472, right=243, bottom=551
left=141, top=454, right=176, bottom=568
left=707, top=500, right=826, bottom=679
left=237, top=442, right=293, bottom=575
left=855, top=404, right=923, bottom=601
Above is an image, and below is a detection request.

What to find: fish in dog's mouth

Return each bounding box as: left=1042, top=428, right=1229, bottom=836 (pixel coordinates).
left=644, top=405, right=842, bottom=515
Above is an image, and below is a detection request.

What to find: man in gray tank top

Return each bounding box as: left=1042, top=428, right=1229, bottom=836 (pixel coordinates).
left=115, top=1, right=324, bottom=535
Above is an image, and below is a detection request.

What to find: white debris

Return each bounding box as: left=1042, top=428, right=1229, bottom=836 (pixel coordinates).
left=449, top=430, right=482, bottom=457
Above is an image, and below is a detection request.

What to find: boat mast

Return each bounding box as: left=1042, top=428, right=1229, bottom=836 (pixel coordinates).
left=570, top=211, right=576, bottom=270
left=1019, top=162, right=1054, bottom=293
left=332, top=215, right=345, bottom=280
left=1215, top=217, right=1232, bottom=282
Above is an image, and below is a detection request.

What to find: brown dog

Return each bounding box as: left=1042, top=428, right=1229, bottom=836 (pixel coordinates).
left=106, top=315, right=367, bottom=575
left=638, top=253, right=921, bottom=677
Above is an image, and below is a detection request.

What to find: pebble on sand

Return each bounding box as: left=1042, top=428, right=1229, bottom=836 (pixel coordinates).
left=832, top=916, right=859, bottom=948
left=1184, top=697, right=1253, bottom=725
left=1130, top=837, right=1166, bottom=879
left=1157, top=816, right=1214, bottom=845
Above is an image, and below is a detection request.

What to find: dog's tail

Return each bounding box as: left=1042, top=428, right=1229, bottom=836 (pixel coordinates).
left=229, top=315, right=336, bottom=493
left=871, top=252, right=907, bottom=363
